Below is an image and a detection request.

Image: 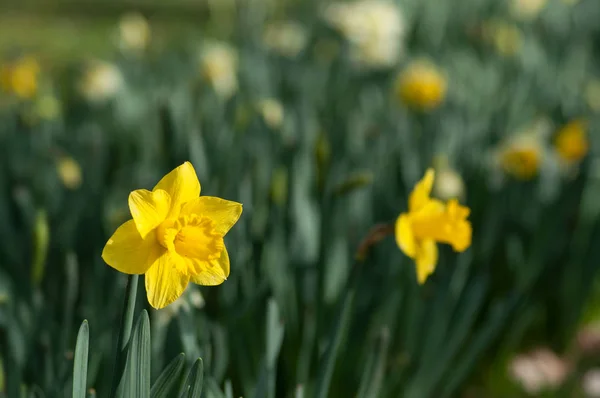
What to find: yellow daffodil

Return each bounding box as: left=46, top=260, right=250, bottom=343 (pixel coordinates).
left=0, top=56, right=40, bottom=99
left=102, top=162, right=242, bottom=309
left=395, top=169, right=472, bottom=284
left=395, top=60, right=447, bottom=111
left=495, top=131, right=544, bottom=180
left=57, top=156, right=83, bottom=190
left=554, top=120, right=588, bottom=164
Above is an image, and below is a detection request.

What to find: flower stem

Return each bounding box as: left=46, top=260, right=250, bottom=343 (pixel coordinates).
left=109, top=274, right=139, bottom=398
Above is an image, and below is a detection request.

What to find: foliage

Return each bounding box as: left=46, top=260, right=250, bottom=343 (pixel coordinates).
left=1, top=0, right=600, bottom=396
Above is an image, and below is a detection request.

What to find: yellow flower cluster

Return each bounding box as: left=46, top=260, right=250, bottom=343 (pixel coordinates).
left=0, top=56, right=40, bottom=99
left=103, top=162, right=474, bottom=306
left=495, top=118, right=589, bottom=181
left=395, top=169, right=472, bottom=284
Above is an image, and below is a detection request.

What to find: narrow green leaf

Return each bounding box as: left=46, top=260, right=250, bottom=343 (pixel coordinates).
left=265, top=299, right=285, bottom=369
left=150, top=353, right=185, bottom=398
left=72, top=320, right=90, bottom=398
left=315, top=291, right=355, bottom=398
left=178, top=386, right=190, bottom=398
left=356, top=327, right=390, bottom=398
left=224, top=380, right=233, bottom=398
left=253, top=299, right=285, bottom=398
left=110, top=274, right=139, bottom=398
left=203, top=378, right=226, bottom=398
left=121, top=310, right=151, bottom=398
left=184, top=358, right=203, bottom=398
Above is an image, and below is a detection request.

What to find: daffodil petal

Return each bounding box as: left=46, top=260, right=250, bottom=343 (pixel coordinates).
left=415, top=239, right=438, bottom=284
left=102, top=220, right=161, bottom=274
left=181, top=197, right=242, bottom=236
left=153, top=162, right=201, bottom=217
left=395, top=213, right=416, bottom=258
left=189, top=246, right=230, bottom=286
left=145, top=252, right=190, bottom=309
left=409, top=168, right=435, bottom=212
left=128, top=189, right=171, bottom=238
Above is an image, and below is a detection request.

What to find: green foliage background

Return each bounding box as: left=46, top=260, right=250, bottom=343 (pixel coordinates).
left=1, top=0, right=600, bottom=397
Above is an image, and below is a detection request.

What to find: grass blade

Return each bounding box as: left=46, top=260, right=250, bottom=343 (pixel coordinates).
left=72, top=320, right=90, bottom=398
left=150, top=353, right=185, bottom=398
left=314, top=291, right=355, bottom=398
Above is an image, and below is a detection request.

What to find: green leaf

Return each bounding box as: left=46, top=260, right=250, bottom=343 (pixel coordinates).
left=120, top=310, right=151, bottom=398
left=72, top=320, right=90, bottom=398
left=356, top=327, right=390, bottom=398
left=314, top=291, right=355, bottom=398
left=180, top=358, right=203, bottom=398
left=150, top=353, right=185, bottom=398
left=110, top=275, right=140, bottom=398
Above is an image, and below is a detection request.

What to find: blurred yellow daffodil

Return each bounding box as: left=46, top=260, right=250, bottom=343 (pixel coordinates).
left=57, top=156, right=83, bottom=190
left=0, top=56, right=40, bottom=99
left=102, top=162, right=243, bottom=309
left=395, top=169, right=472, bottom=284
left=554, top=120, right=589, bottom=164
left=395, top=60, right=447, bottom=111
left=499, top=136, right=542, bottom=180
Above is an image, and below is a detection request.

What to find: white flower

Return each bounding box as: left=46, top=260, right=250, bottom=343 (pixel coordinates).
left=119, top=12, right=151, bottom=52
left=263, top=21, right=308, bottom=58
left=79, top=61, right=123, bottom=103
left=200, top=41, right=238, bottom=99
left=583, top=369, right=600, bottom=397
left=433, top=168, right=465, bottom=201
left=257, top=98, right=284, bottom=129
left=323, top=0, right=405, bottom=69
left=508, top=348, right=569, bottom=395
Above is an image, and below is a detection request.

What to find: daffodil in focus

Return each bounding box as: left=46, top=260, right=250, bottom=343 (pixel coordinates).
left=395, top=60, right=447, bottom=111
left=0, top=56, right=40, bottom=99
left=102, top=162, right=243, bottom=309
left=554, top=120, right=588, bottom=164
left=395, top=169, right=472, bottom=284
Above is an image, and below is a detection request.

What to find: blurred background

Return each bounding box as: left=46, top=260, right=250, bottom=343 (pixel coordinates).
left=1, top=0, right=600, bottom=396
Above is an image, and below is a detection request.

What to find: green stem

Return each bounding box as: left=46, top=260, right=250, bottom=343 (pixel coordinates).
left=109, top=274, right=139, bottom=398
